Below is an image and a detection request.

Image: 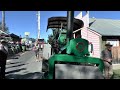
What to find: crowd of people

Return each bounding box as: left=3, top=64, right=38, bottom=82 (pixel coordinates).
left=0, top=39, right=8, bottom=79
left=0, top=39, right=31, bottom=79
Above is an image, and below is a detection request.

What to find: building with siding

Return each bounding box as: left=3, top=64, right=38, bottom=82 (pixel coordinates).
left=76, top=18, right=120, bottom=58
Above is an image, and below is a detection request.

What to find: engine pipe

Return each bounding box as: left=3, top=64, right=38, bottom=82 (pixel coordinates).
left=67, top=11, right=74, bottom=41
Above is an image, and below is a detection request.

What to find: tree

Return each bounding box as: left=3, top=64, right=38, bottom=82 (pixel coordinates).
left=29, top=38, right=36, bottom=43
left=47, top=34, right=54, bottom=45
left=0, top=22, right=9, bottom=34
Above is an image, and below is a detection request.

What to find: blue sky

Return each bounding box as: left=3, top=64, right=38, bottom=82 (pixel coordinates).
left=0, top=11, right=120, bottom=41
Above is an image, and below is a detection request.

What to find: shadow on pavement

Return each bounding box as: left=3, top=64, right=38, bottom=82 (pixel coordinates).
left=6, top=72, right=44, bottom=79
left=6, top=68, right=26, bottom=74
left=9, top=57, right=19, bottom=59
left=6, top=62, right=21, bottom=65
left=7, top=63, right=26, bottom=69
left=8, top=53, right=23, bottom=60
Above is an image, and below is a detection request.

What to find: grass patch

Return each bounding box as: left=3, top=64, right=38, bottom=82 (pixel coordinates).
left=112, top=69, right=120, bottom=79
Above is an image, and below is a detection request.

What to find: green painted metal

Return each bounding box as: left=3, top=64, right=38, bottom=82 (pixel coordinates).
left=45, top=14, right=105, bottom=79
left=45, top=38, right=105, bottom=79
left=58, top=30, right=67, bottom=45
left=48, top=54, right=104, bottom=79
left=66, top=38, right=89, bottom=57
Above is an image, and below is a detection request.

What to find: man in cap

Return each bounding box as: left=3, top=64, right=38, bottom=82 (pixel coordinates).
left=101, top=42, right=113, bottom=79
left=0, top=39, right=8, bottom=79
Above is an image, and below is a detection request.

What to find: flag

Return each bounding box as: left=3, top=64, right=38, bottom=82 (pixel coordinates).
left=80, top=11, right=90, bottom=39
left=74, top=11, right=89, bottom=39
left=75, top=11, right=89, bottom=28
left=75, top=11, right=82, bottom=19
left=81, top=11, right=89, bottom=28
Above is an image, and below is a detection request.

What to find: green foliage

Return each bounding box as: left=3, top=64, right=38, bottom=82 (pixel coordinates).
left=112, top=69, right=120, bottom=79
left=29, top=38, right=36, bottom=43
left=47, top=34, right=54, bottom=45
left=0, top=22, right=9, bottom=34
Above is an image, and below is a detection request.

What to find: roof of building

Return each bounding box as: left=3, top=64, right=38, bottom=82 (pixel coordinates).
left=89, top=18, right=120, bottom=36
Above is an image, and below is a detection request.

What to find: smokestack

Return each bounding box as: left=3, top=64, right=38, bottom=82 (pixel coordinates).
left=86, top=11, right=89, bottom=27
left=75, top=11, right=82, bottom=19
left=67, top=11, right=74, bottom=40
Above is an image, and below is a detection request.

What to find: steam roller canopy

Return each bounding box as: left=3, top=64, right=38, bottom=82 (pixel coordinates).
left=47, top=17, right=84, bottom=31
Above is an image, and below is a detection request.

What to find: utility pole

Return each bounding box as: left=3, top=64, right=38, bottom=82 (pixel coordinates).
left=2, top=11, right=5, bottom=32
left=37, top=11, right=40, bottom=39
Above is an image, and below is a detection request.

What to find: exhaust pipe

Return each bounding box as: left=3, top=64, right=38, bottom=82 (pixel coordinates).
left=67, top=11, right=74, bottom=41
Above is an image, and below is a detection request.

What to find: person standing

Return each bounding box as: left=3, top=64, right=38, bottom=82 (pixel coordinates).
left=40, top=42, right=44, bottom=51
left=19, top=41, right=23, bottom=52
left=33, top=40, right=40, bottom=61
left=0, top=39, right=8, bottom=79
left=101, top=42, right=113, bottom=79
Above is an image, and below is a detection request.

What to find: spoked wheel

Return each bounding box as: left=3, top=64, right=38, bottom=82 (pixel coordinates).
left=42, top=59, right=49, bottom=72
left=42, top=71, right=48, bottom=79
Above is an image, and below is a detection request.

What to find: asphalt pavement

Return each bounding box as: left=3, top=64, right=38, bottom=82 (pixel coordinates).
left=5, top=50, right=43, bottom=79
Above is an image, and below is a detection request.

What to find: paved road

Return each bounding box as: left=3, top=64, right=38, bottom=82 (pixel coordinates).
left=5, top=51, right=43, bottom=79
